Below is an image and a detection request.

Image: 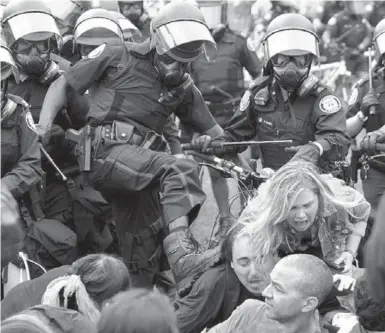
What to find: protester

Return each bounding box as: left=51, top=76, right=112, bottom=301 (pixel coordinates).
left=365, top=192, right=385, bottom=306
left=174, top=223, right=278, bottom=333
left=241, top=161, right=370, bottom=274
left=2, top=254, right=130, bottom=321
left=205, top=254, right=334, bottom=333
left=97, top=289, right=179, bottom=333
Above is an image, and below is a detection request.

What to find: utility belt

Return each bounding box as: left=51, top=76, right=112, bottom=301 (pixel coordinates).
left=65, top=121, right=167, bottom=172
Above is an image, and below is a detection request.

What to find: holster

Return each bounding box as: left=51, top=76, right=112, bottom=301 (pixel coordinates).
left=65, top=125, right=93, bottom=172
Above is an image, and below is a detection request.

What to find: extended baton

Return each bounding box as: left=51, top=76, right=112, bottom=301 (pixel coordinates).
left=181, top=140, right=293, bottom=150
left=368, top=46, right=376, bottom=115
left=40, top=145, right=67, bottom=181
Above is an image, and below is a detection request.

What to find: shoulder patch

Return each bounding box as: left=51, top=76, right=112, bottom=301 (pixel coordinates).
left=240, top=90, right=251, bottom=112
left=348, top=88, right=358, bottom=106
left=25, top=111, right=37, bottom=132
left=319, top=95, right=341, bottom=114
left=88, top=44, right=106, bottom=59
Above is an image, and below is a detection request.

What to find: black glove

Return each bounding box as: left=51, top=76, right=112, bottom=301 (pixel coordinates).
left=361, top=92, right=380, bottom=117
left=361, top=130, right=385, bottom=155
left=190, top=135, right=237, bottom=156
left=286, top=143, right=321, bottom=164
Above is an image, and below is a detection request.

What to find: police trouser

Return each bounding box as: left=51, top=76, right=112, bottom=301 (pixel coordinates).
left=111, top=190, right=172, bottom=289
left=44, top=174, right=113, bottom=255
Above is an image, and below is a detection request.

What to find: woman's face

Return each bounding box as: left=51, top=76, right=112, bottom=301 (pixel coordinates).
left=286, top=188, right=319, bottom=232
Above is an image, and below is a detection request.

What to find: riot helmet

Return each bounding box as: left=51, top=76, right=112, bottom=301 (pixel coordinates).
left=150, top=1, right=217, bottom=63
left=263, top=13, right=319, bottom=91
left=74, top=8, right=124, bottom=46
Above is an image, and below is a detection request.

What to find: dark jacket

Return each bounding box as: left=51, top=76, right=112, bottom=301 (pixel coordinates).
left=174, top=262, right=262, bottom=333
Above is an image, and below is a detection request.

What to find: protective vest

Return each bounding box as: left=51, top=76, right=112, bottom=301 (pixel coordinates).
left=252, top=78, right=322, bottom=169
left=191, top=30, right=245, bottom=103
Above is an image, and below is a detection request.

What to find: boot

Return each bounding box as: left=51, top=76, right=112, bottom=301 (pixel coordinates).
left=208, top=216, right=235, bottom=249
left=163, top=228, right=221, bottom=296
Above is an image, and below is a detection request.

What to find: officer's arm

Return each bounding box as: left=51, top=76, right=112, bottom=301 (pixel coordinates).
left=174, top=270, right=226, bottom=333
left=223, top=91, right=258, bottom=144
left=1, top=109, right=42, bottom=199
left=239, top=37, right=262, bottom=79
left=177, top=85, right=223, bottom=136
left=346, top=85, right=366, bottom=137
left=312, top=93, right=351, bottom=157
left=38, top=75, right=69, bottom=128
left=163, top=115, right=182, bottom=155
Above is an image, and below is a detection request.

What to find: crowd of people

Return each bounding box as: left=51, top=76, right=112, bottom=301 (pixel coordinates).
left=1, top=0, right=385, bottom=332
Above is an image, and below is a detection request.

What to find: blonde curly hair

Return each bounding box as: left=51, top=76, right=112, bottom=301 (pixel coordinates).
left=239, top=161, right=369, bottom=262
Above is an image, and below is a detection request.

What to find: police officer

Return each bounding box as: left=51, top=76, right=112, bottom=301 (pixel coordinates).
left=2, top=0, right=112, bottom=257
left=1, top=34, right=41, bottom=265
left=193, top=13, right=351, bottom=172
left=118, top=0, right=151, bottom=42
left=322, top=1, right=372, bottom=76
left=347, top=18, right=385, bottom=214
left=37, top=1, right=224, bottom=294
left=184, top=0, right=261, bottom=246
left=72, top=6, right=181, bottom=290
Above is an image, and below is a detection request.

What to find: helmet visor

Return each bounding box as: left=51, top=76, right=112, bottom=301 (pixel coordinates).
left=0, top=46, right=19, bottom=83
left=154, top=20, right=217, bottom=62
left=4, top=12, right=61, bottom=46
left=375, top=31, right=385, bottom=56
left=117, top=18, right=141, bottom=40
left=74, top=17, right=123, bottom=45
left=264, top=29, right=319, bottom=60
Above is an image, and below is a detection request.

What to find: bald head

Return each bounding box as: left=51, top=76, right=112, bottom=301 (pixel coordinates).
left=276, top=254, right=334, bottom=304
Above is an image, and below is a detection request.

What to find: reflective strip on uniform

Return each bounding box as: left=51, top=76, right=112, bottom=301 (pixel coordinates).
left=6, top=13, right=60, bottom=42
left=265, top=29, right=319, bottom=59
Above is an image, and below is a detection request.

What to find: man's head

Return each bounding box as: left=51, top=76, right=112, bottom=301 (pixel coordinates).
left=263, top=13, right=319, bottom=92
left=262, top=254, right=334, bottom=323
left=118, top=0, right=144, bottom=24
left=2, top=0, right=62, bottom=78
left=150, top=1, right=216, bottom=87
left=354, top=274, right=385, bottom=331
left=221, top=224, right=278, bottom=295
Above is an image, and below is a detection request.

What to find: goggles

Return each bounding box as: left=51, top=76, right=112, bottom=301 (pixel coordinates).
left=12, top=38, right=52, bottom=55
left=271, top=53, right=313, bottom=68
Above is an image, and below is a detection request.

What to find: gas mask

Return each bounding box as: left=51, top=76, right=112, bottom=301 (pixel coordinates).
left=13, top=38, right=52, bottom=77
left=153, top=52, right=189, bottom=88
left=271, top=54, right=312, bottom=92
left=120, top=2, right=143, bottom=24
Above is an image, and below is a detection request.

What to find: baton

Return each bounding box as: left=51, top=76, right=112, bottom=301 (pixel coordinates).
left=182, top=140, right=293, bottom=150
left=368, top=47, right=376, bottom=115
left=40, top=145, right=67, bottom=181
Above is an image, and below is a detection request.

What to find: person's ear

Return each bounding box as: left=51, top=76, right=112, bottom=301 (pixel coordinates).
left=230, top=261, right=234, bottom=269
left=302, top=296, right=319, bottom=312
